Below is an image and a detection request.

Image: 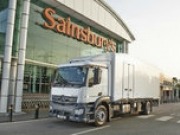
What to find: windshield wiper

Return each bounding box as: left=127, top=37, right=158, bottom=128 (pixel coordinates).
left=53, top=75, right=66, bottom=86
left=57, top=75, right=74, bottom=87
left=62, top=80, right=70, bottom=86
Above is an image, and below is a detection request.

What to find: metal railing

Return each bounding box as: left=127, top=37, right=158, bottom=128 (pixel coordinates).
left=22, top=94, right=49, bottom=110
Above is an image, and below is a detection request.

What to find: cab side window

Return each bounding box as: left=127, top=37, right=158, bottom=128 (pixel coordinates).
left=88, top=67, right=102, bottom=87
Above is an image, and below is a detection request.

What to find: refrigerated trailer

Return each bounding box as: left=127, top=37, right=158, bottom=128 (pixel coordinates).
left=49, top=53, right=160, bottom=126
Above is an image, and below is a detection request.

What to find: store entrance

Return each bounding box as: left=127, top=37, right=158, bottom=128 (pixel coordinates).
left=23, top=64, right=55, bottom=94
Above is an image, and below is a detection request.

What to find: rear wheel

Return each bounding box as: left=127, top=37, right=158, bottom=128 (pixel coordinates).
left=95, top=105, right=107, bottom=126
left=144, top=101, right=151, bottom=115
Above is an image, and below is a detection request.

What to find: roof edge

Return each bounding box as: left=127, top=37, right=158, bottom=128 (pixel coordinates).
left=95, top=0, right=135, bottom=41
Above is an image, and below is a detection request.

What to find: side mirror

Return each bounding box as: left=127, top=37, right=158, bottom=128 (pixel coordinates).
left=88, top=82, right=93, bottom=87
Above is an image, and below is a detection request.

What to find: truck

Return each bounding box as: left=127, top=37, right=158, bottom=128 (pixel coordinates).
left=49, top=53, right=160, bottom=126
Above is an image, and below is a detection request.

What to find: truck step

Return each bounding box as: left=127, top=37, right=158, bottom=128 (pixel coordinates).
left=86, top=112, right=94, bottom=115
left=87, top=104, right=94, bottom=108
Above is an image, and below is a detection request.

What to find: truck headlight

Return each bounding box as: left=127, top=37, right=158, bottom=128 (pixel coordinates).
left=74, top=108, right=84, bottom=115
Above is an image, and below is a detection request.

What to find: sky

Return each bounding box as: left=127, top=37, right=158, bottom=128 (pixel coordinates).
left=106, top=0, right=180, bottom=78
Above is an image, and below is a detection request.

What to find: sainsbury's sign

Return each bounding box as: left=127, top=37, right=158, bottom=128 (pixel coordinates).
left=42, top=8, right=116, bottom=52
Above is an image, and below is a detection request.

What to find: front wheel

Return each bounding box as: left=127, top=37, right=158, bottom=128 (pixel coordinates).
left=95, top=105, right=107, bottom=126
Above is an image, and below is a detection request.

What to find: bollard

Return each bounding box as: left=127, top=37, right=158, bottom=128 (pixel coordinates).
left=9, top=104, right=13, bottom=122
left=35, top=104, right=39, bottom=119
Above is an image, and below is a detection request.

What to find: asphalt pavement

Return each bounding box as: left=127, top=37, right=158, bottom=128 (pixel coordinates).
left=0, top=109, right=49, bottom=123
left=0, top=102, right=177, bottom=123
left=1, top=103, right=180, bottom=135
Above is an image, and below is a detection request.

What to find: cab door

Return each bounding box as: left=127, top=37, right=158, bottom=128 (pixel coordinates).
left=86, top=67, right=108, bottom=102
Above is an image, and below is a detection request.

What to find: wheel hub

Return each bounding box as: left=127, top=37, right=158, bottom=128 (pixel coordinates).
left=97, top=110, right=106, bottom=122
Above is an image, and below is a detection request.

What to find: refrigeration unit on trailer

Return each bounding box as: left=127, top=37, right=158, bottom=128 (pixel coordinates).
left=50, top=53, right=160, bottom=126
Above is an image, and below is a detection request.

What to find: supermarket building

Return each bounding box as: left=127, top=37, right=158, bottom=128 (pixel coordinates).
left=0, top=0, right=135, bottom=113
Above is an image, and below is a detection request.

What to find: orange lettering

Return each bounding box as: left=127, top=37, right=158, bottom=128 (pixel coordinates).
left=103, top=40, right=116, bottom=52
left=111, top=44, right=116, bottom=52
left=66, top=17, right=71, bottom=36
left=56, top=17, right=66, bottom=33
left=79, top=29, right=87, bottom=42
left=86, top=27, right=94, bottom=45
left=103, top=40, right=109, bottom=51
left=109, top=40, right=116, bottom=52
left=93, top=34, right=97, bottom=45
left=42, top=8, right=116, bottom=52
left=71, top=24, right=80, bottom=39
left=96, top=37, right=103, bottom=48
left=43, top=8, right=56, bottom=29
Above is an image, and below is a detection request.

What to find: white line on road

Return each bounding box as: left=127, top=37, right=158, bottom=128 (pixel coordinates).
left=156, top=116, right=173, bottom=122
left=71, top=125, right=110, bottom=135
left=177, top=120, right=180, bottom=124
left=137, top=115, right=155, bottom=119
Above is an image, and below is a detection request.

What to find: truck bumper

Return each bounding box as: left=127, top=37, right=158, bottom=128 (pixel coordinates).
left=49, top=103, right=94, bottom=123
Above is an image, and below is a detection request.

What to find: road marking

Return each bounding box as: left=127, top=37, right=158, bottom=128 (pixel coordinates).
left=156, top=116, right=173, bottom=122
left=137, top=115, right=155, bottom=119
left=71, top=125, right=110, bottom=135
left=177, top=120, right=180, bottom=124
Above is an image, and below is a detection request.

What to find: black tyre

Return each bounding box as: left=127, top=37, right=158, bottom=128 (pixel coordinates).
left=95, top=105, right=107, bottom=126
left=144, top=102, right=151, bottom=115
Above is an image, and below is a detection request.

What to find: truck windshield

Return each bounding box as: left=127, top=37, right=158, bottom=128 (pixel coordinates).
left=53, top=66, right=88, bottom=87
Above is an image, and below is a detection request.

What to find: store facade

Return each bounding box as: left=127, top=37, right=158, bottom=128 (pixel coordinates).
left=0, top=0, right=135, bottom=113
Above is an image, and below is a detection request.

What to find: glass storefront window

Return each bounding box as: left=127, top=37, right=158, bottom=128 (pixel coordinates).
left=0, top=33, right=5, bottom=55
left=24, top=64, right=55, bottom=94
left=116, top=42, right=123, bottom=53
left=0, top=0, right=8, bottom=11
left=0, top=9, right=8, bottom=55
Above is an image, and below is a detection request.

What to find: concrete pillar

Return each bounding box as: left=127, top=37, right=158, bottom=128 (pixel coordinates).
left=0, top=0, right=17, bottom=113
left=8, top=59, right=17, bottom=106
left=8, top=0, right=22, bottom=107
left=14, top=0, right=30, bottom=113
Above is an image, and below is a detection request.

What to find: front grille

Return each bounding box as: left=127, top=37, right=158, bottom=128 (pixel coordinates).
left=52, top=95, right=77, bottom=103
